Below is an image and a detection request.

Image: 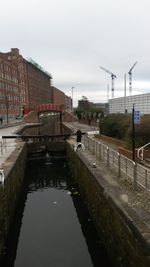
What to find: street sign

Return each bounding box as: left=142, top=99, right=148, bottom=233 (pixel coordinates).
left=134, top=110, right=140, bottom=124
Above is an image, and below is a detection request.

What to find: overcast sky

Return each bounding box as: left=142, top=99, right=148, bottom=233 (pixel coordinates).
left=1, top=0, right=150, bottom=106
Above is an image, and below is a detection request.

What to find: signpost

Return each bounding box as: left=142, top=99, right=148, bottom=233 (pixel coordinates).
left=134, top=110, right=140, bottom=124
left=132, top=105, right=140, bottom=161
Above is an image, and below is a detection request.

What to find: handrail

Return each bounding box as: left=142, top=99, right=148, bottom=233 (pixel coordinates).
left=137, top=142, right=150, bottom=160
left=83, top=134, right=150, bottom=191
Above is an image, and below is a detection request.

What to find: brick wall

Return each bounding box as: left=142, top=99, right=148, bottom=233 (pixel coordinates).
left=24, top=110, right=38, bottom=123
left=63, top=110, right=78, bottom=122
left=51, top=86, right=65, bottom=107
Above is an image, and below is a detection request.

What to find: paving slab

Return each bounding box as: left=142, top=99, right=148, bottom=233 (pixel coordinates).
left=0, top=124, right=23, bottom=168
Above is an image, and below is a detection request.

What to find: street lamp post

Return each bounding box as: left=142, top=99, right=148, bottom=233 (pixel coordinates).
left=4, top=92, right=9, bottom=123
left=132, top=104, right=135, bottom=162
left=71, top=87, right=75, bottom=112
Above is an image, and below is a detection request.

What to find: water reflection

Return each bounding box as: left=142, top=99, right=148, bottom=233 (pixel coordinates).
left=28, top=160, right=68, bottom=192
left=1, top=159, right=112, bottom=267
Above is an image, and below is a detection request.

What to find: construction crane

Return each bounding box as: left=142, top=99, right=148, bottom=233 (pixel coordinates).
left=99, top=66, right=116, bottom=99
left=128, top=62, right=138, bottom=95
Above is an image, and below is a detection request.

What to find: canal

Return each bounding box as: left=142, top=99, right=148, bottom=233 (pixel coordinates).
left=2, top=157, right=113, bottom=267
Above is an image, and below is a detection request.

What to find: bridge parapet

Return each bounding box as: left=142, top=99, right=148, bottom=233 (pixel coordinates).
left=37, top=103, right=64, bottom=113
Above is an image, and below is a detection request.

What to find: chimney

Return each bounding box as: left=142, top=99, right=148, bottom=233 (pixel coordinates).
left=11, top=48, right=19, bottom=56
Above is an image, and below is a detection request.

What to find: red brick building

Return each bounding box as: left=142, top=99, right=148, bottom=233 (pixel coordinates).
left=0, top=48, right=53, bottom=121
left=0, top=48, right=71, bottom=121
left=65, top=95, right=72, bottom=112
left=51, top=86, right=65, bottom=108
left=26, top=58, right=52, bottom=109
left=0, top=48, right=28, bottom=121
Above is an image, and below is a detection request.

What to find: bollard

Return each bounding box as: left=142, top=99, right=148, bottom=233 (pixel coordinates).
left=0, top=169, right=5, bottom=186
left=74, top=142, right=85, bottom=152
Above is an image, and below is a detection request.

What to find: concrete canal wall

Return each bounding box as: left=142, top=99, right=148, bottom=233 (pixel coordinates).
left=67, top=141, right=150, bottom=267
left=1, top=135, right=150, bottom=267
left=0, top=142, right=27, bottom=255
left=0, top=139, right=67, bottom=257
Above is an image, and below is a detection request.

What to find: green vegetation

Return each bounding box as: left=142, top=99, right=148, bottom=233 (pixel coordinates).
left=100, top=114, right=150, bottom=148
left=74, top=107, right=104, bottom=122
left=100, top=114, right=131, bottom=138
left=75, top=107, right=150, bottom=148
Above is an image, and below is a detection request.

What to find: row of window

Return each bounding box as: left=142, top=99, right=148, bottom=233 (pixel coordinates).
left=0, top=82, right=19, bottom=92
left=0, top=93, right=20, bottom=101
left=0, top=62, right=18, bottom=74
left=0, top=72, right=18, bottom=83
left=20, top=96, right=26, bottom=102
left=0, top=103, right=20, bottom=110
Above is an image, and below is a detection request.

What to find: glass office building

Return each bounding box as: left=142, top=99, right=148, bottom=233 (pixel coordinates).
left=109, top=93, right=150, bottom=114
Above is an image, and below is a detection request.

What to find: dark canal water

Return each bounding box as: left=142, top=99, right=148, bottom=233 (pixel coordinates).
left=2, top=158, right=112, bottom=267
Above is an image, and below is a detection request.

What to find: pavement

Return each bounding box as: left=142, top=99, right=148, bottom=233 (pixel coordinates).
left=64, top=121, right=99, bottom=133
left=65, top=121, right=150, bottom=214
left=64, top=121, right=119, bottom=151
left=0, top=123, right=23, bottom=168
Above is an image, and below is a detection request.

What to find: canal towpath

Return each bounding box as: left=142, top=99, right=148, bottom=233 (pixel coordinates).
left=63, top=121, right=119, bottom=151
left=65, top=121, right=150, bottom=221
left=0, top=123, right=23, bottom=168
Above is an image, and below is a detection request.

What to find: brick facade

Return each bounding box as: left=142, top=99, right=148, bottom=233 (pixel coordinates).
left=0, top=48, right=72, bottom=121
left=0, top=48, right=28, bottom=120
left=27, top=61, right=52, bottom=109
left=51, top=86, right=65, bottom=108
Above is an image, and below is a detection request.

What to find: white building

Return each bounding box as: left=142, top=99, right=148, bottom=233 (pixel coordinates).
left=109, top=93, right=150, bottom=114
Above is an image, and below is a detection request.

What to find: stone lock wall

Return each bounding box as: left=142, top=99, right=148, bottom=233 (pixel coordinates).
left=0, top=143, right=27, bottom=255
left=67, top=142, right=150, bottom=267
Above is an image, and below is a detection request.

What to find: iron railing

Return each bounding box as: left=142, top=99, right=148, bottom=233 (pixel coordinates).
left=137, top=142, right=150, bottom=161
left=83, top=134, right=150, bottom=191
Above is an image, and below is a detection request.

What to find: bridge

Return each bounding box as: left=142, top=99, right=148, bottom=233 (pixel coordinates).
left=24, top=103, right=76, bottom=132
left=37, top=103, right=64, bottom=113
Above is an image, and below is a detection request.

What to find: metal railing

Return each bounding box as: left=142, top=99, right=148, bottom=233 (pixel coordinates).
left=83, top=134, right=150, bottom=191
left=137, top=142, right=150, bottom=161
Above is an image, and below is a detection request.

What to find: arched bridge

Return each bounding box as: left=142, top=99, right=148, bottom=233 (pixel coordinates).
left=37, top=103, right=64, bottom=113
left=37, top=103, right=64, bottom=133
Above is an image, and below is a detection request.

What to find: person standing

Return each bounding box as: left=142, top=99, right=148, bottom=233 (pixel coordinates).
left=76, top=129, right=82, bottom=143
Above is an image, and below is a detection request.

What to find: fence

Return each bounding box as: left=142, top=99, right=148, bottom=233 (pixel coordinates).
left=83, top=134, right=150, bottom=191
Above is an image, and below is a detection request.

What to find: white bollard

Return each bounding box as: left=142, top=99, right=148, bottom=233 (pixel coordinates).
left=0, top=169, right=5, bottom=186
left=74, top=142, right=85, bottom=152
